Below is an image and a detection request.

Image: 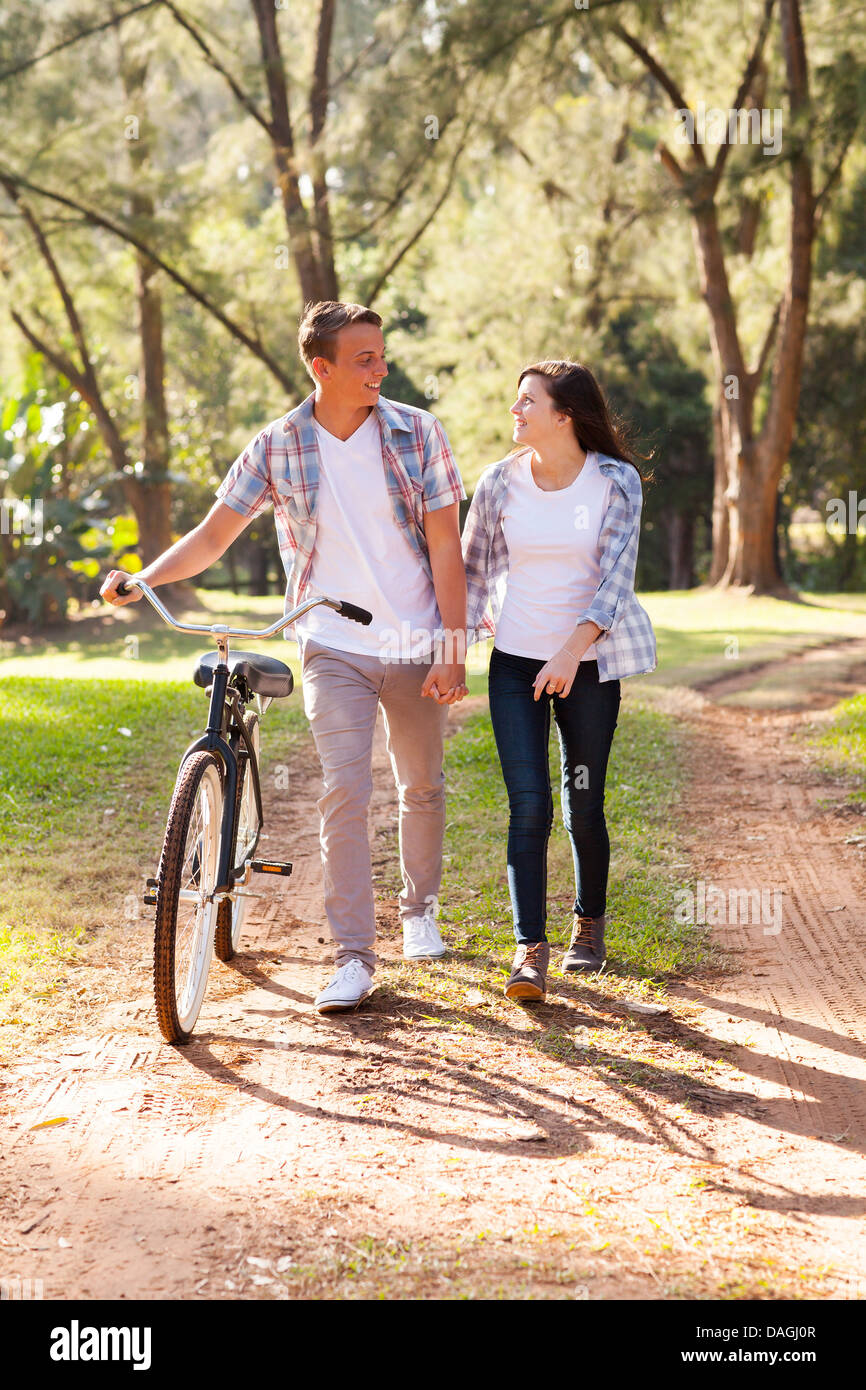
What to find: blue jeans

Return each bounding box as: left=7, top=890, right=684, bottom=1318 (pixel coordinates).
left=488, top=647, right=621, bottom=945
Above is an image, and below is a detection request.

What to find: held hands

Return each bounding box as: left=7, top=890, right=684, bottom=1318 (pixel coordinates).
left=533, top=647, right=580, bottom=702
left=99, top=570, right=142, bottom=606
left=422, top=661, right=468, bottom=705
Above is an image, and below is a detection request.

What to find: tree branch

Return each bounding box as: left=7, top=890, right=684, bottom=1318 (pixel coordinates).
left=710, top=0, right=776, bottom=192
left=611, top=24, right=696, bottom=123
left=330, top=35, right=379, bottom=93
left=0, top=175, right=107, bottom=414
left=0, top=169, right=295, bottom=391
left=0, top=1, right=160, bottom=83
left=813, top=132, right=855, bottom=222
left=655, top=142, right=687, bottom=186
left=160, top=0, right=271, bottom=136
left=364, top=120, right=475, bottom=306
left=309, top=0, right=336, bottom=146
left=750, top=297, right=782, bottom=384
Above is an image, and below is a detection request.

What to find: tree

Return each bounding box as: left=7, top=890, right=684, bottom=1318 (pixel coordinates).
left=609, top=0, right=858, bottom=591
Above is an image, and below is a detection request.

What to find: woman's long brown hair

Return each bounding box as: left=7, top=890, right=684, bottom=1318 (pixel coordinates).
left=519, top=360, right=653, bottom=482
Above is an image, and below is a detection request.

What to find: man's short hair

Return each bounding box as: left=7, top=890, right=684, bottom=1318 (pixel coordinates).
left=298, top=300, right=383, bottom=380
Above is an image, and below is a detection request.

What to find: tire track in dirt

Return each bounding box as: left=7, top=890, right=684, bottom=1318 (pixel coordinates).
left=671, top=695, right=866, bottom=1151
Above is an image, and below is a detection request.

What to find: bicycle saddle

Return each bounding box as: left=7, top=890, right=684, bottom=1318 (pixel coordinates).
left=193, top=650, right=294, bottom=699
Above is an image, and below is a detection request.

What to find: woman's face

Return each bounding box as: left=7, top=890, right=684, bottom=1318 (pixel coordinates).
left=510, top=374, right=563, bottom=449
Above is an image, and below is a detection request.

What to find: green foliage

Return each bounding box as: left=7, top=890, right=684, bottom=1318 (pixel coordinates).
left=806, top=691, right=866, bottom=808
left=0, top=0, right=864, bottom=603
left=0, top=366, right=115, bottom=624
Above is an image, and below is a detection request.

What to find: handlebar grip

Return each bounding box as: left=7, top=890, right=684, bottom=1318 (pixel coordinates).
left=116, top=580, right=130, bottom=597
left=336, top=600, right=373, bottom=626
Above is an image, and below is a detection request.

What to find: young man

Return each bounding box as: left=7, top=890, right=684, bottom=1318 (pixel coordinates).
left=101, top=301, right=468, bottom=1014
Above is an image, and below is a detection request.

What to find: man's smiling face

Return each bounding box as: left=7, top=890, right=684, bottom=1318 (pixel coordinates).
left=313, top=322, right=389, bottom=406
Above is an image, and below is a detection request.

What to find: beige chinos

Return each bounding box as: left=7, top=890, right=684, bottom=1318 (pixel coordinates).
left=300, top=637, right=449, bottom=973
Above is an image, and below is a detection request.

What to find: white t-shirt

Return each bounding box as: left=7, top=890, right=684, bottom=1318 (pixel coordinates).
left=294, top=411, right=439, bottom=659
left=494, top=450, right=613, bottom=661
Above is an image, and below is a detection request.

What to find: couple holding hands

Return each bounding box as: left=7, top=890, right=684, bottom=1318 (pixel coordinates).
left=102, top=300, right=657, bottom=1012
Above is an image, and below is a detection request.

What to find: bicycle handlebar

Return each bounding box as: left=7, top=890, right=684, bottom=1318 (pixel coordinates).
left=114, top=579, right=373, bottom=636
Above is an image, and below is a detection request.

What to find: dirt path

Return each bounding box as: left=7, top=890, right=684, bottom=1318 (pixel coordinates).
left=2, top=669, right=866, bottom=1300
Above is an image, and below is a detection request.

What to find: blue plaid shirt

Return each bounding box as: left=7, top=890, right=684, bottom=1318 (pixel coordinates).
left=216, top=392, right=466, bottom=633
left=462, top=449, right=657, bottom=681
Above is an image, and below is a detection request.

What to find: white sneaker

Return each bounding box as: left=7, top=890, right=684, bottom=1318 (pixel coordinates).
left=314, top=959, right=374, bottom=1014
left=403, top=898, right=446, bottom=961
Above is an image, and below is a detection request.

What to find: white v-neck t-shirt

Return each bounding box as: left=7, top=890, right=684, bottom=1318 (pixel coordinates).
left=294, top=410, right=439, bottom=658
left=494, top=450, right=613, bottom=661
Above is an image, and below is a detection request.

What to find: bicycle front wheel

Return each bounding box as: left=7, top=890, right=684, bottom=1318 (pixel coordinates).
left=153, top=751, right=223, bottom=1043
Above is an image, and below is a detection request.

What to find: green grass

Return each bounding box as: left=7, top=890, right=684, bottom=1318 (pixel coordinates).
left=438, top=694, right=713, bottom=983
left=805, top=691, right=866, bottom=808
left=0, top=590, right=304, bottom=684
left=640, top=589, right=866, bottom=689
left=0, top=674, right=307, bottom=994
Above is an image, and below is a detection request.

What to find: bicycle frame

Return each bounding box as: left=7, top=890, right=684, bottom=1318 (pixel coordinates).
left=120, top=578, right=367, bottom=897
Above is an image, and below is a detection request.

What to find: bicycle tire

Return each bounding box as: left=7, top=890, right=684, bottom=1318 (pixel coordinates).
left=214, top=711, right=261, bottom=962
left=153, top=751, right=223, bottom=1043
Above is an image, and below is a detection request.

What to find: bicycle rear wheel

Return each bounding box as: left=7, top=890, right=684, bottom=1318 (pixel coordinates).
left=153, top=751, right=223, bottom=1043
left=214, top=711, right=260, bottom=962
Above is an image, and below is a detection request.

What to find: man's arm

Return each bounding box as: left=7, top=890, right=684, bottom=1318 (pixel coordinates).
left=100, top=500, right=251, bottom=605
left=421, top=501, right=467, bottom=705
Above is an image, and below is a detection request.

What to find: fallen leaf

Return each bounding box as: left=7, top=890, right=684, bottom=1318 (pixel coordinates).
left=622, top=1001, right=669, bottom=1017
left=30, top=1116, right=69, bottom=1130
left=464, top=988, right=485, bottom=1007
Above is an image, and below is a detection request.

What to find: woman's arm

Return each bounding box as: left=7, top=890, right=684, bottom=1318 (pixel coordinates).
left=461, top=470, right=496, bottom=640
left=575, top=467, right=643, bottom=636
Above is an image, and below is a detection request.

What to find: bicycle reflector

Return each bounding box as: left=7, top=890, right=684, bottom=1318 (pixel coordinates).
left=251, top=860, right=293, bottom=876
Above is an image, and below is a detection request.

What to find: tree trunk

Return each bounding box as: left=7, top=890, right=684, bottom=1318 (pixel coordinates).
left=709, top=398, right=729, bottom=585
left=309, top=0, right=339, bottom=301
left=719, top=437, right=790, bottom=591
left=251, top=0, right=334, bottom=303
left=667, top=510, right=695, bottom=589
left=120, top=49, right=175, bottom=565
left=118, top=44, right=192, bottom=601
left=247, top=536, right=271, bottom=595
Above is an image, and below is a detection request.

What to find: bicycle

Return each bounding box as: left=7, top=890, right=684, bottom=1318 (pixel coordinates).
left=113, top=578, right=372, bottom=1044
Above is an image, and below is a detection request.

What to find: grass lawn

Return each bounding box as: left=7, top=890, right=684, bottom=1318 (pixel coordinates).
left=0, top=675, right=307, bottom=997
left=641, top=589, right=866, bottom=690
left=805, top=692, right=866, bottom=809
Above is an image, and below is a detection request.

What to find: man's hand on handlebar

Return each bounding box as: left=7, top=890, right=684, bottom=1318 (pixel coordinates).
left=100, top=570, right=142, bottom=606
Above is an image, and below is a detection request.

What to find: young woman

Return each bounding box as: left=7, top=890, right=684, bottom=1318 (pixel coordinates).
left=462, top=361, right=657, bottom=1001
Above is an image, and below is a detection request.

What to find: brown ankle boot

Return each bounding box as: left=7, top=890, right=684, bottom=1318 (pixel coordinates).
left=504, top=941, right=549, bottom=1000
left=563, top=914, right=606, bottom=973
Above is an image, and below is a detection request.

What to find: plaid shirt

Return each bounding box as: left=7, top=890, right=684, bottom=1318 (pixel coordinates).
left=462, top=448, right=657, bottom=681
left=216, top=392, right=466, bottom=632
